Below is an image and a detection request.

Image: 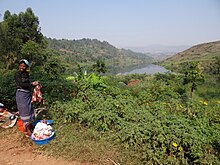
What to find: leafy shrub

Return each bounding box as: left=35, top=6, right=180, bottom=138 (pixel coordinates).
left=0, top=69, right=16, bottom=110
left=42, top=78, right=77, bottom=104
left=117, top=102, right=220, bottom=164
left=46, top=72, right=220, bottom=164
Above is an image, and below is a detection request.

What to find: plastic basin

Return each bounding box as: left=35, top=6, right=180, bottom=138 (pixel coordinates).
left=32, top=120, right=53, bottom=126
left=31, top=131, right=55, bottom=145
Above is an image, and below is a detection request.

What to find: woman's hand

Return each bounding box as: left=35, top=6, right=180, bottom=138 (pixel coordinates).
left=32, top=81, right=39, bottom=86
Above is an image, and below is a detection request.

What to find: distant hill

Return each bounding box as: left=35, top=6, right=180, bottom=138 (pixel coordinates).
left=126, top=45, right=191, bottom=61
left=46, top=38, right=154, bottom=74
left=160, top=40, right=220, bottom=72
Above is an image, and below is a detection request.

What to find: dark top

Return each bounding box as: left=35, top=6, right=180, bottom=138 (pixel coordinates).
left=15, top=71, right=32, bottom=91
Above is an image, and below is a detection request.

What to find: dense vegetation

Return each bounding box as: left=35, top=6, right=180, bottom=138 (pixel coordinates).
left=0, top=8, right=220, bottom=164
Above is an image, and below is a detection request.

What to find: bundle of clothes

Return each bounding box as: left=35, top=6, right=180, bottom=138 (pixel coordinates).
left=31, top=120, right=53, bottom=140
left=0, top=103, right=17, bottom=129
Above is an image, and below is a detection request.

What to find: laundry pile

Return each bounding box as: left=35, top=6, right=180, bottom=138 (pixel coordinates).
left=0, top=103, right=17, bottom=129
left=31, top=121, right=53, bottom=140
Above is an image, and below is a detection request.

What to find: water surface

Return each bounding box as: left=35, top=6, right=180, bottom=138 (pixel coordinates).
left=119, top=64, right=170, bottom=75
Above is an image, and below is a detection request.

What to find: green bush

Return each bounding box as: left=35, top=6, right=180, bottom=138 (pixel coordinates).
left=1, top=64, right=219, bottom=164
left=47, top=73, right=220, bottom=164
left=0, top=69, right=16, bottom=110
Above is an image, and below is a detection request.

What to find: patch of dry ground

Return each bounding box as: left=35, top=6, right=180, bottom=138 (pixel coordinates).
left=0, top=127, right=92, bottom=165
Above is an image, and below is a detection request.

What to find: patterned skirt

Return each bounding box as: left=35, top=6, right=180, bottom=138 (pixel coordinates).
left=16, top=89, right=34, bottom=126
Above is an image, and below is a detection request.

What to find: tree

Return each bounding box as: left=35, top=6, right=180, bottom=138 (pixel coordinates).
left=17, top=8, right=43, bottom=44
left=21, top=40, right=46, bottom=68
left=0, top=8, right=45, bottom=69
left=183, top=62, right=205, bottom=98
left=3, top=10, right=11, bottom=20
left=43, top=57, right=66, bottom=80
left=91, top=60, right=107, bottom=75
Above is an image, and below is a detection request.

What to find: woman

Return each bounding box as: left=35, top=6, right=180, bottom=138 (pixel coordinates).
left=15, top=59, right=38, bottom=137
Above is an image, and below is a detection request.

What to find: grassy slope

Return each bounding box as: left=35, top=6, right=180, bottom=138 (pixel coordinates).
left=160, top=40, right=220, bottom=71
left=159, top=40, right=220, bottom=103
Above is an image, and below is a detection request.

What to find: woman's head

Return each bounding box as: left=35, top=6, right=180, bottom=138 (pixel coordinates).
left=19, top=59, right=30, bottom=71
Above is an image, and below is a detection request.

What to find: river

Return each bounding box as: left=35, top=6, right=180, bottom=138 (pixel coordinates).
left=118, top=64, right=170, bottom=75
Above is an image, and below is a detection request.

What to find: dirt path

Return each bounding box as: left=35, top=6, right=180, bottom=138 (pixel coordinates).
left=0, top=127, right=92, bottom=165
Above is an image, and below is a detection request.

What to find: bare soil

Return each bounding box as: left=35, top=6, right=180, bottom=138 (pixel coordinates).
left=0, top=127, right=92, bottom=165
left=127, top=79, right=141, bottom=86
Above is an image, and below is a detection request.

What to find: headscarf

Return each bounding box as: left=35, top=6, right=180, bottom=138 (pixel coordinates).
left=19, top=59, right=30, bottom=67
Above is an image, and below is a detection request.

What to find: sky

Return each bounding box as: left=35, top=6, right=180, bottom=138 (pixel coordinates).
left=0, top=0, right=220, bottom=48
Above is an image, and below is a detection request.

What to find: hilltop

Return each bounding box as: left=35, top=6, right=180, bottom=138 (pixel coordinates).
left=160, top=40, right=220, bottom=72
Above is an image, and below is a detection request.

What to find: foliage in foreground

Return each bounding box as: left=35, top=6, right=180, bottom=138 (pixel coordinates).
left=47, top=72, right=220, bottom=164
left=1, top=62, right=219, bottom=164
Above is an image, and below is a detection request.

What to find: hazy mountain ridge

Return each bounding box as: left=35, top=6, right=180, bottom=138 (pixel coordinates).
left=125, top=45, right=191, bottom=60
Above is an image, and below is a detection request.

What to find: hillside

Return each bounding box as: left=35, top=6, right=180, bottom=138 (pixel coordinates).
left=161, top=40, right=220, bottom=72
left=126, top=45, right=191, bottom=61
left=46, top=38, right=154, bottom=74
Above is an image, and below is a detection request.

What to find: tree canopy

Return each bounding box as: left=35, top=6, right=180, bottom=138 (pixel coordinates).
left=0, top=8, right=45, bottom=69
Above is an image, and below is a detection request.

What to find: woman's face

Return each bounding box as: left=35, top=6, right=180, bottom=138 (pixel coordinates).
left=19, top=63, right=27, bottom=72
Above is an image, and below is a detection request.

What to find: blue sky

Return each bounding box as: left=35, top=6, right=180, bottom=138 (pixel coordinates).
left=0, top=0, right=220, bottom=48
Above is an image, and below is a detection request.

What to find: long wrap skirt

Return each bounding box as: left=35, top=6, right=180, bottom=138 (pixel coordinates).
left=16, top=89, right=34, bottom=127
